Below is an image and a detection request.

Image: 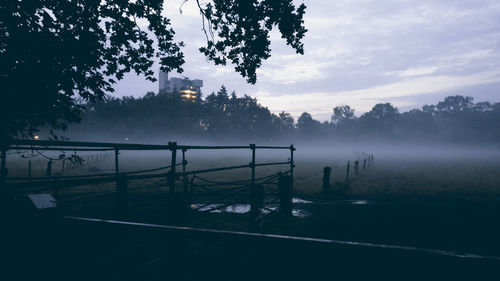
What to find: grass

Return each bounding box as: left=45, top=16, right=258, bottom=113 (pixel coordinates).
left=6, top=148, right=500, bottom=255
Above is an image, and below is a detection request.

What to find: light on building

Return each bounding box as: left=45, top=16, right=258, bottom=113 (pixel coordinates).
left=180, top=87, right=198, bottom=101
left=34, top=135, right=39, bottom=140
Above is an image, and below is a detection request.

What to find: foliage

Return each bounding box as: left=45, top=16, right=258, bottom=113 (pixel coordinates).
left=332, top=105, right=355, bottom=124
left=66, top=92, right=500, bottom=145
left=197, top=0, right=307, bottom=83
left=0, top=0, right=307, bottom=143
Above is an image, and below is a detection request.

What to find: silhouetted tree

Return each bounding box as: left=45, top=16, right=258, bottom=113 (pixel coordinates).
left=0, top=0, right=307, bottom=143
left=69, top=93, right=500, bottom=144
left=198, top=0, right=307, bottom=83
left=331, top=105, right=355, bottom=124
left=297, top=112, right=320, bottom=138
left=436, top=95, right=474, bottom=114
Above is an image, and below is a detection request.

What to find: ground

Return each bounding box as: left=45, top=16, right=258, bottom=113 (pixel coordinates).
left=4, top=147, right=500, bottom=279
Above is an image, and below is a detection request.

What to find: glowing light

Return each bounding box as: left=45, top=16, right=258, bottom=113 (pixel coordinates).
left=125, top=137, right=128, bottom=141
left=34, top=135, right=39, bottom=140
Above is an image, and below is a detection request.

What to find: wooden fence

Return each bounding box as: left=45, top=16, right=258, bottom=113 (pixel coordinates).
left=1, top=139, right=296, bottom=222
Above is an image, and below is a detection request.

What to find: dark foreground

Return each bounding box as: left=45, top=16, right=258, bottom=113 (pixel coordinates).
left=3, top=205, right=500, bottom=281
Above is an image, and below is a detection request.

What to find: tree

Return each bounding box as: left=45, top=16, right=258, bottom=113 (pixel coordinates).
left=297, top=112, right=320, bottom=137
left=436, top=95, right=474, bottom=114
left=278, top=111, right=295, bottom=130
left=0, top=0, right=307, bottom=142
left=215, top=85, right=230, bottom=110
left=198, top=0, right=307, bottom=83
left=331, top=105, right=355, bottom=124
left=363, top=103, right=399, bottom=120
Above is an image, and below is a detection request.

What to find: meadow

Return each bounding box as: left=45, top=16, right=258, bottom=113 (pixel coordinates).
left=5, top=145, right=500, bottom=257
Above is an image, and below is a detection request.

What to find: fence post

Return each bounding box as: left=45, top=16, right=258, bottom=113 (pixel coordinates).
left=289, top=144, right=295, bottom=201
left=363, top=158, right=367, bottom=171
left=250, top=183, right=264, bottom=225
left=61, top=159, right=65, bottom=175
left=28, top=160, right=32, bottom=179
left=114, top=147, right=119, bottom=175
left=116, top=175, right=128, bottom=216
left=322, top=167, right=331, bottom=193
left=346, top=161, right=350, bottom=182
left=354, top=160, right=359, bottom=176
left=278, top=175, right=292, bottom=218
left=182, top=148, right=189, bottom=211
left=169, top=142, right=177, bottom=195
left=46, top=159, right=52, bottom=177
left=250, top=144, right=256, bottom=187
left=0, top=147, right=6, bottom=188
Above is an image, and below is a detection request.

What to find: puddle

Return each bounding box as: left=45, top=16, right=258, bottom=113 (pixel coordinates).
left=191, top=197, right=367, bottom=218
left=292, top=209, right=311, bottom=218
left=192, top=197, right=312, bottom=218
left=334, top=200, right=369, bottom=205
left=292, top=198, right=313, bottom=204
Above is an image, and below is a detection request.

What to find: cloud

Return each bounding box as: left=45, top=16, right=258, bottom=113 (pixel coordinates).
left=385, top=66, right=440, bottom=77
left=258, top=59, right=335, bottom=84
left=112, top=0, right=500, bottom=123
left=256, top=70, right=500, bottom=120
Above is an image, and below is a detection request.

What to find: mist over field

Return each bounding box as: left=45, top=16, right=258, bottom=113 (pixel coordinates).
left=52, top=91, right=500, bottom=155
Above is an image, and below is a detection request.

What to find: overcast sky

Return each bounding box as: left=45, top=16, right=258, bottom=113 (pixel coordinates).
left=113, top=0, right=500, bottom=121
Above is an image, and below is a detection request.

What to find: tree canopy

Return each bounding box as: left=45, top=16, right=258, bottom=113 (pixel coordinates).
left=66, top=92, right=500, bottom=145
left=0, top=0, right=307, bottom=142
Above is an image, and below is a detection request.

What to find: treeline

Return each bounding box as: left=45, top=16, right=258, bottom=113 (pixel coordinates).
left=67, top=86, right=500, bottom=144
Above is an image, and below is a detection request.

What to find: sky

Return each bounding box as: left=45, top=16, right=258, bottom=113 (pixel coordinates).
left=113, top=0, right=500, bottom=121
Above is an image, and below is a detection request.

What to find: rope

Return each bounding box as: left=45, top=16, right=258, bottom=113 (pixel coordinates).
left=6, top=163, right=177, bottom=181
left=192, top=170, right=285, bottom=186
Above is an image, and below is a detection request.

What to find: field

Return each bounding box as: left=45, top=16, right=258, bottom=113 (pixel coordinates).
left=5, top=146, right=500, bottom=255
left=5, top=145, right=500, bottom=279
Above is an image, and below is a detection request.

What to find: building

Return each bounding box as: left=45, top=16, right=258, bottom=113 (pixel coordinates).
left=158, top=70, right=203, bottom=101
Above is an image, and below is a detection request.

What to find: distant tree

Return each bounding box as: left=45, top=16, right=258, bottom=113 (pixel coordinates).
left=271, top=111, right=295, bottom=138
left=363, top=103, right=399, bottom=120
left=472, top=101, right=492, bottom=112
left=278, top=111, right=295, bottom=130
left=70, top=90, right=500, bottom=144
left=215, top=85, right=230, bottom=110
left=331, top=105, right=355, bottom=124
left=436, top=96, right=474, bottom=113
left=297, top=112, right=320, bottom=137
left=422, top=105, right=436, bottom=115
left=358, top=103, right=399, bottom=138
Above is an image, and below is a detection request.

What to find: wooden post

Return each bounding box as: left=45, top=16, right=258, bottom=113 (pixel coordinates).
left=363, top=158, right=367, bottom=171
left=0, top=147, right=6, bottom=188
left=114, top=147, right=119, bottom=175
left=250, top=144, right=256, bottom=188
left=182, top=148, right=189, bottom=210
left=250, top=183, right=264, bottom=219
left=278, top=175, right=292, bottom=218
left=169, top=142, right=177, bottom=195
left=116, top=175, right=128, bottom=216
left=354, top=160, right=359, bottom=176
left=322, top=167, right=331, bottom=193
left=346, top=161, right=350, bottom=182
left=289, top=145, right=295, bottom=205
left=28, top=160, right=32, bottom=179
left=46, top=159, right=52, bottom=177
left=61, top=159, right=65, bottom=175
